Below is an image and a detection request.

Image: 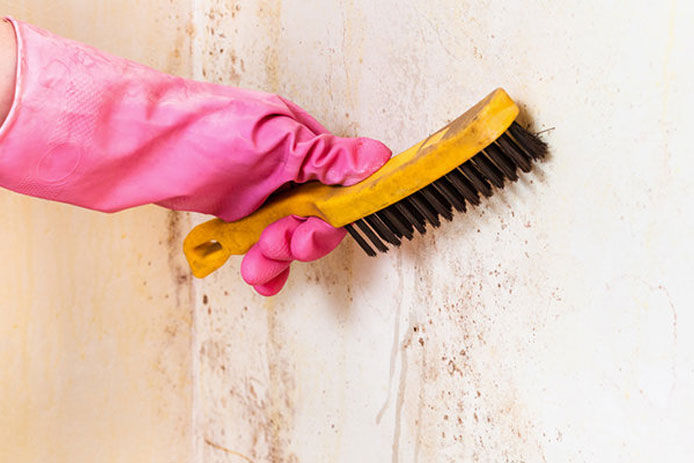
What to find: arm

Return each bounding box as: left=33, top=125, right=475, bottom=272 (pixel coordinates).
left=0, top=19, right=17, bottom=124
left=0, top=17, right=390, bottom=296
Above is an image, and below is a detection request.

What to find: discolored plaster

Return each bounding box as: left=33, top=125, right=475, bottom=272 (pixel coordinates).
left=189, top=1, right=694, bottom=462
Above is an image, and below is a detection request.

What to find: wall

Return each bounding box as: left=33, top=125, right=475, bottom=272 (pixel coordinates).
left=1, top=1, right=692, bottom=462
left=192, top=1, right=694, bottom=462
left=0, top=1, right=194, bottom=462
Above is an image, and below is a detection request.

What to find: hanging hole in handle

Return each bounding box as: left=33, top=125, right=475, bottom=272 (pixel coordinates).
left=194, top=240, right=224, bottom=258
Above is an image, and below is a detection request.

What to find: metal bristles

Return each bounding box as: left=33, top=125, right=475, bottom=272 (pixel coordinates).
left=346, top=121, right=548, bottom=256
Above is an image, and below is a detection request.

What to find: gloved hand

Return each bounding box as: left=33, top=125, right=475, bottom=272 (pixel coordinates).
left=0, top=18, right=391, bottom=295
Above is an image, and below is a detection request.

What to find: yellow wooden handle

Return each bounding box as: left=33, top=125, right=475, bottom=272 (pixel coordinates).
left=184, top=88, right=519, bottom=278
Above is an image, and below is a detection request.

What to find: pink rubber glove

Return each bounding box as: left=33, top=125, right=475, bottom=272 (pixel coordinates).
left=0, top=18, right=391, bottom=295
left=241, top=216, right=348, bottom=296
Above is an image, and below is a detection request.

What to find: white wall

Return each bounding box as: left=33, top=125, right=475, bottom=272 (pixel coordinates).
left=192, top=1, right=694, bottom=462
left=1, top=1, right=692, bottom=462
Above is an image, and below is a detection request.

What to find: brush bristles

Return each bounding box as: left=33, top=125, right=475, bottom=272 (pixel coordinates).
left=345, top=121, right=548, bottom=256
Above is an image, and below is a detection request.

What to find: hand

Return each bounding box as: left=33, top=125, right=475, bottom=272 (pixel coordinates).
left=240, top=216, right=347, bottom=296
left=239, top=99, right=390, bottom=296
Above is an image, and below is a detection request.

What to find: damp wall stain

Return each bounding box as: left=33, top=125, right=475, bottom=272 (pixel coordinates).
left=192, top=1, right=694, bottom=462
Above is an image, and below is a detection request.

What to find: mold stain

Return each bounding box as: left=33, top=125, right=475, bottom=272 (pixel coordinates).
left=264, top=302, right=295, bottom=460
left=191, top=1, right=559, bottom=461
left=392, top=226, right=551, bottom=461
left=213, top=298, right=297, bottom=461
left=199, top=0, right=243, bottom=86
left=392, top=329, right=413, bottom=463
left=257, top=0, right=282, bottom=92
left=338, top=0, right=366, bottom=137
left=376, top=252, right=404, bottom=424
left=166, top=211, right=193, bottom=309
left=163, top=16, right=192, bottom=76
left=204, top=437, right=255, bottom=462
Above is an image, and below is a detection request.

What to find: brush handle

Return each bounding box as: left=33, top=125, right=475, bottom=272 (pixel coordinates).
left=182, top=218, right=235, bottom=279
left=183, top=183, right=331, bottom=278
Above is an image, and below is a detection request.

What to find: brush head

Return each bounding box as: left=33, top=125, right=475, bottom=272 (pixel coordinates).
left=344, top=121, right=548, bottom=256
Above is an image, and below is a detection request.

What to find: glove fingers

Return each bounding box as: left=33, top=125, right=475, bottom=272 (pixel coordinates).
left=253, top=268, right=291, bottom=297
left=241, top=215, right=347, bottom=295
left=256, top=215, right=305, bottom=261
left=291, top=217, right=347, bottom=262
left=241, top=215, right=307, bottom=295
left=241, top=245, right=292, bottom=287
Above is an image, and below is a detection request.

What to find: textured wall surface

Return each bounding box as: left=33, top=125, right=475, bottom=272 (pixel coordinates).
left=192, top=1, right=694, bottom=462
left=0, top=1, right=194, bottom=462
left=1, top=1, right=692, bottom=462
